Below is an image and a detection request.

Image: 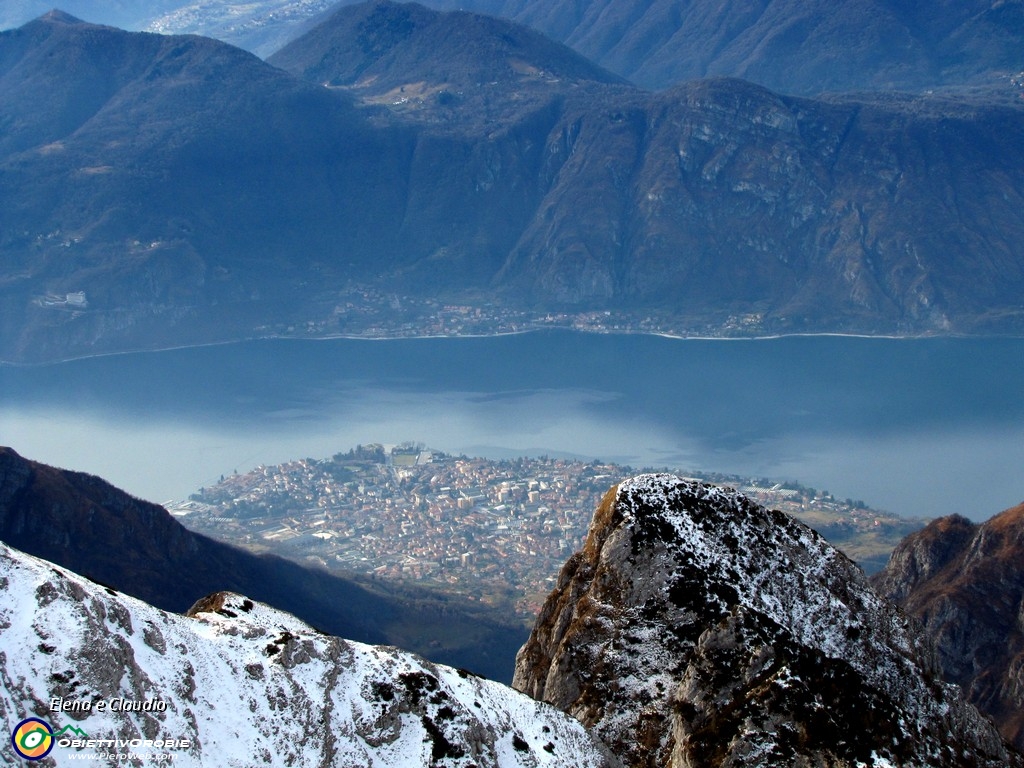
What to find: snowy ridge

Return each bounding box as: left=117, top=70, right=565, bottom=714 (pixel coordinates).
left=0, top=541, right=612, bottom=767
left=514, top=474, right=1020, bottom=767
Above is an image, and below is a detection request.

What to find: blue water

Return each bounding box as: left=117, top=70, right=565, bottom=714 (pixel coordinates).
left=2, top=331, right=1023, bottom=520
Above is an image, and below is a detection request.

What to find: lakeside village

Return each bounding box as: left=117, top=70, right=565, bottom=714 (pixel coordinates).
left=174, top=445, right=923, bottom=621
left=257, top=284, right=770, bottom=339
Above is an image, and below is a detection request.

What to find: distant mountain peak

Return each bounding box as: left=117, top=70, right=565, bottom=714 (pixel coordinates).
left=37, top=9, right=87, bottom=25
left=268, top=0, right=626, bottom=126
left=514, top=473, right=1021, bottom=767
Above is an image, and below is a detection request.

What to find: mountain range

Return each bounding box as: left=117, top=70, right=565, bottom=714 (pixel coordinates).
left=3, top=3, right=1023, bottom=761
left=2, top=457, right=1022, bottom=765
left=414, top=0, right=1024, bottom=95
left=2, top=4, right=1024, bottom=362
left=7, top=0, right=1022, bottom=96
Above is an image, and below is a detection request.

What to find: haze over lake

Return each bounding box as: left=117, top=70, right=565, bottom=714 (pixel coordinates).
left=2, top=331, right=1022, bottom=521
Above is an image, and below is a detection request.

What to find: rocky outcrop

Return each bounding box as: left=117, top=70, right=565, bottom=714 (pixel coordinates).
left=514, top=474, right=1020, bottom=767
left=0, top=540, right=613, bottom=767
left=870, top=513, right=978, bottom=603
left=872, top=502, right=1024, bottom=751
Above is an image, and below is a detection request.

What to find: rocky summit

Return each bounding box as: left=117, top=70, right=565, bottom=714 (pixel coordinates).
left=513, top=473, right=1020, bottom=767
left=873, top=502, right=1024, bottom=752
left=0, top=541, right=612, bottom=767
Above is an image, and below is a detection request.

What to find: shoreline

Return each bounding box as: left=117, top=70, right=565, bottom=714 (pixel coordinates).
left=0, top=325, right=1008, bottom=368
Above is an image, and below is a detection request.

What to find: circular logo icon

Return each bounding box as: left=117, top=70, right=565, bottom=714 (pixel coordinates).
left=11, top=718, right=54, bottom=761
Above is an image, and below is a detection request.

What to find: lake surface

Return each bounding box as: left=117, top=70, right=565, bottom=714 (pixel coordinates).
left=2, top=331, right=1023, bottom=521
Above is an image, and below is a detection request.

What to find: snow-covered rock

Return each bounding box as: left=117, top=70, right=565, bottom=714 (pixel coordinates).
left=513, top=474, right=1020, bottom=767
left=0, top=541, right=612, bottom=767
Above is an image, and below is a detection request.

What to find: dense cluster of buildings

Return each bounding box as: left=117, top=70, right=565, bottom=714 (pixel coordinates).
left=176, top=445, right=913, bottom=620
left=179, top=447, right=628, bottom=617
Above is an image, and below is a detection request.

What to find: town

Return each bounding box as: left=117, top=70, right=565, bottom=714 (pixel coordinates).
left=175, top=444, right=922, bottom=622
left=256, top=283, right=768, bottom=340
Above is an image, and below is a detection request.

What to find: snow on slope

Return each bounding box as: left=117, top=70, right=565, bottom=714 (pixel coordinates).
left=0, top=541, right=612, bottom=767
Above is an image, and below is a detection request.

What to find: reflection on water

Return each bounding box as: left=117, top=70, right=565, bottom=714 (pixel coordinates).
left=2, top=332, right=1023, bottom=519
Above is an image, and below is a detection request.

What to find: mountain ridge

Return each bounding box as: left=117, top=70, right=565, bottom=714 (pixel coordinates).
left=11, top=0, right=1017, bottom=97
left=271, top=1, right=625, bottom=88
left=0, top=540, right=614, bottom=767
left=268, top=1, right=628, bottom=130
left=463, top=0, right=1024, bottom=95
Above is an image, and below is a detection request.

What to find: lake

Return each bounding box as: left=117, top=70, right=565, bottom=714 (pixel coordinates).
left=2, top=331, right=1023, bottom=521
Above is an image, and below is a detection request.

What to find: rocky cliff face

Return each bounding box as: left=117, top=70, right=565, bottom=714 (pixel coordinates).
left=513, top=474, right=1020, bottom=767
left=0, top=541, right=613, bottom=767
left=496, top=79, right=1024, bottom=334
left=872, top=502, right=1024, bottom=752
